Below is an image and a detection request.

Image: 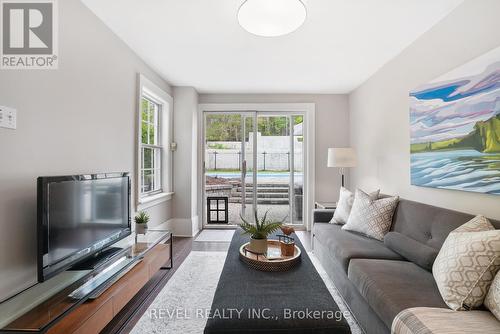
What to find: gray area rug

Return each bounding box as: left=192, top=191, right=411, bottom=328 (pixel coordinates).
left=194, top=230, right=235, bottom=242
left=132, top=251, right=362, bottom=334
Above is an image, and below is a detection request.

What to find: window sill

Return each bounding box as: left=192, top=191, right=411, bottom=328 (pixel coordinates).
left=137, top=192, right=174, bottom=210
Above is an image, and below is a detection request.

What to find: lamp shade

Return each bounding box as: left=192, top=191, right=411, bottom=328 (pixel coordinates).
left=327, top=148, right=357, bottom=168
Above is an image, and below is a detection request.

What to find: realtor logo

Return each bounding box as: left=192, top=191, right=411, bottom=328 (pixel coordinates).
left=1, top=0, right=58, bottom=69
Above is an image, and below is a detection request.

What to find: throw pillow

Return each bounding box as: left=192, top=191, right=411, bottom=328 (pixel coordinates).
left=384, top=232, right=439, bottom=271
left=341, top=189, right=399, bottom=240
left=329, top=187, right=379, bottom=225
left=485, top=271, right=500, bottom=320
left=432, top=215, right=500, bottom=311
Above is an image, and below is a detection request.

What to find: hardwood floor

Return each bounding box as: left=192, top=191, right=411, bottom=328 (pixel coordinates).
left=101, top=229, right=312, bottom=333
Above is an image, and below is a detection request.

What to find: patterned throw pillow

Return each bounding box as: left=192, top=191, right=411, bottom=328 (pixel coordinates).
left=329, top=187, right=380, bottom=225
left=485, top=272, right=500, bottom=320
left=341, top=189, right=399, bottom=240
left=432, top=215, right=500, bottom=311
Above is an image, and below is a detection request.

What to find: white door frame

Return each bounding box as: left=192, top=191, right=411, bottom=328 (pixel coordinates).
left=197, top=103, right=316, bottom=231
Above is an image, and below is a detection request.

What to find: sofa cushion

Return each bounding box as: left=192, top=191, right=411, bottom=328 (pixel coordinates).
left=342, top=190, right=399, bottom=241
left=348, top=259, right=447, bottom=329
left=392, top=307, right=500, bottom=334
left=391, top=199, right=500, bottom=250
left=313, top=223, right=403, bottom=273
left=384, top=232, right=438, bottom=271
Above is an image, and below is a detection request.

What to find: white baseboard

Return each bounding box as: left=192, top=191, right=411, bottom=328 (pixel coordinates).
left=191, top=215, right=200, bottom=236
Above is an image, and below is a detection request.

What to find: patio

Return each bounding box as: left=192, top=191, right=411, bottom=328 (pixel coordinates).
left=206, top=174, right=303, bottom=226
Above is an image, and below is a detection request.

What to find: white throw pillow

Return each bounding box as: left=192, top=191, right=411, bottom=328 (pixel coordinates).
left=432, top=215, right=500, bottom=311
left=341, top=189, right=399, bottom=240
left=329, top=187, right=380, bottom=225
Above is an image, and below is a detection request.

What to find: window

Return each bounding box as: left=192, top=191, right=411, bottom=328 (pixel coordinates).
left=137, top=74, right=173, bottom=207
left=140, top=96, right=162, bottom=195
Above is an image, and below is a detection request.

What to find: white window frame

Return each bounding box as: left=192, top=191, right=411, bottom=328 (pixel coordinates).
left=137, top=74, right=173, bottom=209
left=198, top=103, right=315, bottom=231
left=141, top=95, right=163, bottom=196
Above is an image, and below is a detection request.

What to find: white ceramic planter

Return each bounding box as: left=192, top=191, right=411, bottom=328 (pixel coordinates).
left=136, top=223, right=148, bottom=235
left=249, top=237, right=268, bottom=254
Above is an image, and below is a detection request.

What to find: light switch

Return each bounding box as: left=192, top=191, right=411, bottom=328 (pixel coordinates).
left=0, top=106, right=17, bottom=129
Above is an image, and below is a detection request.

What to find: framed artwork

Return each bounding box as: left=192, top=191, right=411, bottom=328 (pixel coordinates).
left=410, top=46, right=500, bottom=195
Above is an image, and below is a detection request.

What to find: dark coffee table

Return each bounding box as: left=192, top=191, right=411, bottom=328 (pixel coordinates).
left=204, top=230, right=351, bottom=334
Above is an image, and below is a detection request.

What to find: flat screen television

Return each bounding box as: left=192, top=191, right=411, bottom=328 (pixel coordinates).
left=37, top=173, right=131, bottom=282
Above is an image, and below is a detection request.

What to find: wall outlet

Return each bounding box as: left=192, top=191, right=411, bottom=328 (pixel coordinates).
left=0, top=106, right=17, bottom=129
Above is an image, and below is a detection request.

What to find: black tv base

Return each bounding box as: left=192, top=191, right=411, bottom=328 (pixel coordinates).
left=69, top=246, right=125, bottom=271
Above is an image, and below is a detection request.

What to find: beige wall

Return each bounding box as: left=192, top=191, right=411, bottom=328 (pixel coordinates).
left=0, top=0, right=172, bottom=301
left=349, top=0, right=500, bottom=220
left=199, top=94, right=350, bottom=203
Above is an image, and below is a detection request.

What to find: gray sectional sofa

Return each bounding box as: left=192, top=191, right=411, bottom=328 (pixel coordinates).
left=312, top=198, right=500, bottom=334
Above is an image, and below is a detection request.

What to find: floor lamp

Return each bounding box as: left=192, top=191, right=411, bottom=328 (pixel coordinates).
left=327, top=148, right=357, bottom=187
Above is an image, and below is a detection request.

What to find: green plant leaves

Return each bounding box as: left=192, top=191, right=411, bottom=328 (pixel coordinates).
left=239, top=209, right=285, bottom=239
left=135, top=211, right=150, bottom=224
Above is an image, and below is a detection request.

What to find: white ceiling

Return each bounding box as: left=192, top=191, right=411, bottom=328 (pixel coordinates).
left=81, top=0, right=463, bottom=94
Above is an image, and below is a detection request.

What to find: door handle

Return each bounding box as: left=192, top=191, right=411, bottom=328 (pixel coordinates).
left=242, top=160, right=247, bottom=177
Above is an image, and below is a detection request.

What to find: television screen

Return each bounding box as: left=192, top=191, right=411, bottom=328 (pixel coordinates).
left=38, top=174, right=131, bottom=281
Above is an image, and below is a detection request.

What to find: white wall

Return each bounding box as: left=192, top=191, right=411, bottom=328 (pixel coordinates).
left=171, top=87, right=200, bottom=236
left=349, top=0, right=500, bottom=220
left=0, top=0, right=172, bottom=301
left=199, top=94, right=350, bottom=202
left=205, top=135, right=304, bottom=171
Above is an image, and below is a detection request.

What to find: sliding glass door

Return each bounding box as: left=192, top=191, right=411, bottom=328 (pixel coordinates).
left=203, top=111, right=305, bottom=227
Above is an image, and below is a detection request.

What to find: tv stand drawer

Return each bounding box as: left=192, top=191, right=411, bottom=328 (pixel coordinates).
left=73, top=300, right=113, bottom=334
left=46, top=242, right=171, bottom=334
left=112, top=262, right=149, bottom=314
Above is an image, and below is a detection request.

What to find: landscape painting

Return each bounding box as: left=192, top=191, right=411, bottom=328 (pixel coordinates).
left=410, top=46, right=500, bottom=195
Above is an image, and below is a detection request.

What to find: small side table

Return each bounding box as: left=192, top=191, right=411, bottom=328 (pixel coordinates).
left=315, top=201, right=337, bottom=209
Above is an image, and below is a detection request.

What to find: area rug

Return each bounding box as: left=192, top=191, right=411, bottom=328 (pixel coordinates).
left=131, top=251, right=227, bottom=334
left=132, top=251, right=362, bottom=334
left=309, top=253, right=362, bottom=334
left=194, top=230, right=235, bottom=242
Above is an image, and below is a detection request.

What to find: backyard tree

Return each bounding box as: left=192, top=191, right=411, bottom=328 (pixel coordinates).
left=206, top=115, right=303, bottom=141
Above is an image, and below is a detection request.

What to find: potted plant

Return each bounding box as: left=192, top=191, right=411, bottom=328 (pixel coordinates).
left=240, top=210, right=285, bottom=254
left=134, top=211, right=149, bottom=235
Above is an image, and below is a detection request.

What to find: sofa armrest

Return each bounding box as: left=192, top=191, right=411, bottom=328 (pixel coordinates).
left=313, top=209, right=335, bottom=223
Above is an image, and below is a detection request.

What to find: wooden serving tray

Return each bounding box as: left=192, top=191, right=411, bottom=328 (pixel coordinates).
left=239, top=239, right=301, bottom=272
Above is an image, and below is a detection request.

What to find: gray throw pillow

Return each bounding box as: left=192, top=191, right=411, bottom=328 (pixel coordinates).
left=384, top=232, right=438, bottom=271
left=342, top=189, right=399, bottom=240
left=329, top=187, right=380, bottom=225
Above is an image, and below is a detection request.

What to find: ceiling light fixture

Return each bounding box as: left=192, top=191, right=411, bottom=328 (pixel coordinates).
left=238, top=0, right=307, bottom=37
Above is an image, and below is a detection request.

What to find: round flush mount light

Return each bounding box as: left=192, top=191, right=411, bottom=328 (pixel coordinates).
left=238, top=0, right=307, bottom=37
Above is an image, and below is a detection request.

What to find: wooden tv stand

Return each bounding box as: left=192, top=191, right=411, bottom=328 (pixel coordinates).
left=0, top=230, right=172, bottom=334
